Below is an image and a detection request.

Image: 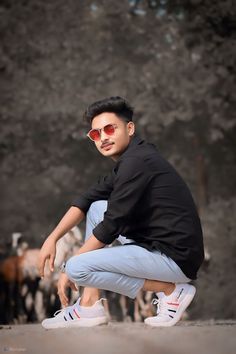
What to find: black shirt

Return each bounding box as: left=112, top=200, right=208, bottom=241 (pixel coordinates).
left=72, top=136, right=204, bottom=279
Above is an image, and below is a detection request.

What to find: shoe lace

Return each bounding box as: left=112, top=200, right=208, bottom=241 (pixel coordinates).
left=151, top=298, right=161, bottom=314
left=53, top=309, right=62, bottom=317
left=53, top=305, right=73, bottom=317
left=151, top=298, right=169, bottom=318
left=53, top=297, right=107, bottom=317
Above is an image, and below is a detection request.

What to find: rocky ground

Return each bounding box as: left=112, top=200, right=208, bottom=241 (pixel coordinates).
left=1, top=321, right=236, bottom=354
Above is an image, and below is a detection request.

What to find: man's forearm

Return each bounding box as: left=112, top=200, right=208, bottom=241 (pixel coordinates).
left=49, top=206, right=85, bottom=242
left=76, top=234, right=105, bottom=255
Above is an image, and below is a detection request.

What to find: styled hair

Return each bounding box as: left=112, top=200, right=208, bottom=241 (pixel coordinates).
left=83, top=96, right=134, bottom=124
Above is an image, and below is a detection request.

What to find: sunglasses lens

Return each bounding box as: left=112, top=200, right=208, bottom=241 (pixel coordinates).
left=88, top=124, right=116, bottom=141
left=89, top=129, right=100, bottom=141
left=104, top=124, right=115, bottom=135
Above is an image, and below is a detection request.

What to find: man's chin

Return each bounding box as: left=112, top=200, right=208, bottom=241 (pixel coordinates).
left=101, top=150, right=115, bottom=157
left=100, top=149, right=119, bottom=160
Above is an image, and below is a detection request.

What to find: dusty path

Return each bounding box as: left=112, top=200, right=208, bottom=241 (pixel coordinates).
left=1, top=321, right=236, bottom=354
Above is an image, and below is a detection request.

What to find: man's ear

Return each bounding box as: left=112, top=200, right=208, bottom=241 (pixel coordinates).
left=127, top=121, right=135, bottom=136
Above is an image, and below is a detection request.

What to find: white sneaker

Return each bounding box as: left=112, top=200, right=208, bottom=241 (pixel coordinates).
left=42, top=298, right=108, bottom=329
left=145, top=284, right=196, bottom=327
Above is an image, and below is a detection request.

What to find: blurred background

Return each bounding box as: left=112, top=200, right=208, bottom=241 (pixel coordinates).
left=0, top=0, right=235, bottom=324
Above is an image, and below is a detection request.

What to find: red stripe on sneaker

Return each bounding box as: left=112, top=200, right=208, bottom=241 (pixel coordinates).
left=73, top=309, right=80, bottom=318
left=167, top=302, right=179, bottom=306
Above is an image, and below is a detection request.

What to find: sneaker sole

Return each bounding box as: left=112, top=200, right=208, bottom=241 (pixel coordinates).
left=145, top=285, right=196, bottom=327
left=42, top=316, right=108, bottom=329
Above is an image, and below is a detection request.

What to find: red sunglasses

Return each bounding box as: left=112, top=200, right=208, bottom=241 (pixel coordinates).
left=87, top=124, right=118, bottom=141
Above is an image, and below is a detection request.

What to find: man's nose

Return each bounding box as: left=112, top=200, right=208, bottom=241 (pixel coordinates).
left=100, top=129, right=109, bottom=141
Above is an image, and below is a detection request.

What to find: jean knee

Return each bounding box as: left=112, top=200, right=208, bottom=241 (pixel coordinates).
left=65, top=255, right=90, bottom=284
left=65, top=256, right=77, bottom=279
left=87, top=200, right=107, bottom=220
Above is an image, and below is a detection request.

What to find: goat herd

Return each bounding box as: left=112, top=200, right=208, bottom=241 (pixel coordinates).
left=0, top=229, right=156, bottom=325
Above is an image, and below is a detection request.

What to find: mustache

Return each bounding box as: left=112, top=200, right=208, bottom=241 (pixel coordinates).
left=101, top=141, right=114, bottom=148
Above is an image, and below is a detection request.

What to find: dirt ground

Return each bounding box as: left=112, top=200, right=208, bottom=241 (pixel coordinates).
left=1, top=321, right=236, bottom=354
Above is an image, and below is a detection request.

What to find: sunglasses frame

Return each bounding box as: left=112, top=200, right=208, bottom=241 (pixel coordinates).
left=87, top=123, right=118, bottom=141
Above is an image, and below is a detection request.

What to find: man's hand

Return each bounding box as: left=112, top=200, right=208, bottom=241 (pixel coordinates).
left=38, top=206, right=85, bottom=278
left=38, top=237, right=57, bottom=278
left=57, top=273, right=78, bottom=307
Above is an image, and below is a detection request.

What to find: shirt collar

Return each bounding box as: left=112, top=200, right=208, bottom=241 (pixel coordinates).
left=116, top=135, right=144, bottom=161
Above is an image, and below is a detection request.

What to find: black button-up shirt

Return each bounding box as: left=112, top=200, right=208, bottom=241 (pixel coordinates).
left=72, top=136, right=204, bottom=279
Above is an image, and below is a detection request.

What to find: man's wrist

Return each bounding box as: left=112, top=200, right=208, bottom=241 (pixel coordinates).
left=47, top=233, right=59, bottom=243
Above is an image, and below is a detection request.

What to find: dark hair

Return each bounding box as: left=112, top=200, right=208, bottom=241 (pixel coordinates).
left=83, top=96, right=134, bottom=124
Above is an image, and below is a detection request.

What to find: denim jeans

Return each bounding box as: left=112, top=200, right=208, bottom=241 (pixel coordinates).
left=66, top=201, right=190, bottom=298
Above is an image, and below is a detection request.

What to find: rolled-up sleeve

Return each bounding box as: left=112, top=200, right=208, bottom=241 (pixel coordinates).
left=72, top=173, right=113, bottom=213
left=93, top=157, right=151, bottom=244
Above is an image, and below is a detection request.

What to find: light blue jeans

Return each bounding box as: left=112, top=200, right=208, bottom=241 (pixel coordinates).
left=66, top=201, right=191, bottom=298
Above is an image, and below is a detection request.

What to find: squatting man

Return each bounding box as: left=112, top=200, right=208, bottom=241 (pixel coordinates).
left=38, top=96, right=204, bottom=328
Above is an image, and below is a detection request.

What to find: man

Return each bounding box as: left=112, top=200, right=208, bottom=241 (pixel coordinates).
left=38, top=96, right=204, bottom=329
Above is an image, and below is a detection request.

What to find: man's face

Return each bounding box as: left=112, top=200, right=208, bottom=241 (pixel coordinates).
left=90, top=112, right=135, bottom=160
